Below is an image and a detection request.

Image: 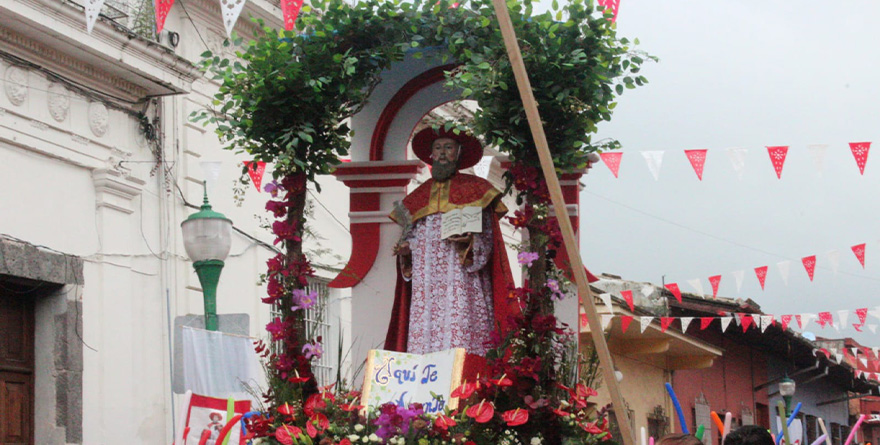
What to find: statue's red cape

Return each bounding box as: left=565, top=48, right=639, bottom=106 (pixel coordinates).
left=384, top=174, right=519, bottom=355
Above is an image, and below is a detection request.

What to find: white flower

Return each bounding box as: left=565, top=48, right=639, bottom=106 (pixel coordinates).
left=354, top=424, right=365, bottom=432
left=531, top=437, right=543, bottom=445
left=361, top=436, right=370, bottom=443
left=348, top=435, right=360, bottom=442
left=369, top=433, right=380, bottom=442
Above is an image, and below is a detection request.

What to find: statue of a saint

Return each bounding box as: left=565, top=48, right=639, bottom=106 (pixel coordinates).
left=384, top=128, right=519, bottom=356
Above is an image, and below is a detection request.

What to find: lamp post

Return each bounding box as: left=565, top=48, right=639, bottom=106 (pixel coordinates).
left=779, top=376, right=797, bottom=416
left=181, top=184, right=232, bottom=331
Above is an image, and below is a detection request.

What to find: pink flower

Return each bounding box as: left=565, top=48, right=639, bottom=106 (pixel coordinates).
left=517, top=251, right=539, bottom=267
left=302, top=342, right=323, bottom=360
left=546, top=278, right=565, bottom=301
left=264, top=180, right=279, bottom=197
left=291, top=289, right=318, bottom=312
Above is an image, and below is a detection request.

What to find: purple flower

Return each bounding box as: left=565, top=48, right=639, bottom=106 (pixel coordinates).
left=547, top=278, right=565, bottom=301
left=264, top=180, right=279, bottom=197
left=302, top=342, right=323, bottom=360
left=374, top=403, right=425, bottom=439
left=291, top=289, right=318, bottom=312
left=517, top=251, right=540, bottom=267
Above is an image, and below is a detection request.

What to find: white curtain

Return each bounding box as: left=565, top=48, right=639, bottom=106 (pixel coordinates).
left=181, top=326, right=262, bottom=401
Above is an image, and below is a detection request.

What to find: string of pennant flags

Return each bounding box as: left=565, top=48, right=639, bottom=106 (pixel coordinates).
left=642, top=240, right=875, bottom=302
left=597, top=143, right=873, bottom=180
left=84, top=0, right=304, bottom=37
left=583, top=290, right=880, bottom=338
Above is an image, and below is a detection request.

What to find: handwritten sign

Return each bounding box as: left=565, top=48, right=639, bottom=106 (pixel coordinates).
left=360, top=348, right=466, bottom=413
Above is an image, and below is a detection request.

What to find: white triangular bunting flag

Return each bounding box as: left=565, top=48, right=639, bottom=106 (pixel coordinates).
left=761, top=315, right=774, bottom=333
left=834, top=352, right=844, bottom=364
left=838, top=310, right=850, bottom=327
left=473, top=156, right=493, bottom=179
left=831, top=323, right=840, bottom=333
left=726, top=147, right=748, bottom=180
left=874, top=346, right=880, bottom=357
left=861, top=358, right=869, bottom=368
left=732, top=270, right=745, bottom=292
left=801, top=313, right=816, bottom=329
left=641, top=285, right=654, bottom=298
left=851, top=347, right=860, bottom=357
left=777, top=260, right=791, bottom=286
left=601, top=314, right=614, bottom=331
left=680, top=317, right=694, bottom=333
left=599, top=293, right=614, bottom=313
left=640, top=316, right=653, bottom=333
left=85, top=0, right=107, bottom=34
left=870, top=306, right=880, bottom=322
left=220, top=0, right=248, bottom=37
left=733, top=312, right=743, bottom=326
left=641, top=151, right=665, bottom=181
left=720, top=316, right=733, bottom=332
left=687, top=278, right=704, bottom=297
left=808, top=144, right=829, bottom=176
left=827, top=250, right=840, bottom=275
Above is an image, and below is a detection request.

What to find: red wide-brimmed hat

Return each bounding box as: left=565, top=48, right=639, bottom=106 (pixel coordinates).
left=411, top=127, right=483, bottom=170
left=209, top=412, right=223, bottom=421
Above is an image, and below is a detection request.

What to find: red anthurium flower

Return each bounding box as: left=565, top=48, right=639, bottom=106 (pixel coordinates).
left=552, top=408, right=571, bottom=417
left=306, top=413, right=329, bottom=438
left=277, top=402, right=295, bottom=417
left=274, top=424, right=301, bottom=445
left=489, top=374, right=513, bottom=387
left=340, top=402, right=364, bottom=412
left=434, top=413, right=457, bottom=430
left=339, top=440, right=352, bottom=445
left=501, top=408, right=529, bottom=426
left=451, top=381, right=478, bottom=399
left=581, top=421, right=603, bottom=434
left=304, top=393, right=326, bottom=416
left=465, top=400, right=495, bottom=423
left=575, top=384, right=598, bottom=398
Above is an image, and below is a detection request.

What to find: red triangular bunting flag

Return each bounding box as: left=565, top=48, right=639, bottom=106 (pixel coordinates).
left=597, top=0, right=621, bottom=22
left=795, top=314, right=803, bottom=329
left=852, top=243, right=866, bottom=268
left=849, top=142, right=871, bottom=175
left=817, top=348, right=831, bottom=360
left=700, top=317, right=713, bottom=330
left=621, top=315, right=633, bottom=333
left=856, top=307, right=869, bottom=324
left=664, top=283, right=682, bottom=303
left=754, top=266, right=768, bottom=290
left=281, top=0, right=304, bottom=31
left=684, top=149, right=708, bottom=180
left=854, top=324, right=864, bottom=332
left=801, top=255, right=817, bottom=281
left=621, top=290, right=635, bottom=312
left=580, top=313, right=588, bottom=329
left=780, top=314, right=792, bottom=331
left=244, top=161, right=267, bottom=191
left=599, top=152, right=623, bottom=178
left=741, top=314, right=754, bottom=332
left=154, top=0, right=175, bottom=34
left=708, top=275, right=721, bottom=298
left=660, top=317, right=674, bottom=333
left=767, top=146, right=789, bottom=179
left=817, top=311, right=833, bottom=327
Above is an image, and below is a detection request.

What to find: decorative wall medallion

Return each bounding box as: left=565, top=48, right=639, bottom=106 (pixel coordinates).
left=4, top=66, right=28, bottom=106
left=88, top=101, right=109, bottom=137
left=47, top=83, right=70, bottom=122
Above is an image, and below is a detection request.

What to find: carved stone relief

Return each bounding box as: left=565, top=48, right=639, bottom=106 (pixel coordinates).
left=88, top=101, right=109, bottom=137
left=4, top=66, right=28, bottom=106
left=47, top=82, right=70, bottom=122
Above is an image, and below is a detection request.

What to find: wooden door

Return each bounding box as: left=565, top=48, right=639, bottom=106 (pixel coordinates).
left=0, top=286, right=34, bottom=445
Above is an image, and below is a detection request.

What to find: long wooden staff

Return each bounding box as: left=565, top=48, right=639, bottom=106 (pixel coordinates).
left=488, top=2, right=635, bottom=445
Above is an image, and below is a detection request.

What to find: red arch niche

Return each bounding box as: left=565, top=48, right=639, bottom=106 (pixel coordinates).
left=369, top=64, right=458, bottom=161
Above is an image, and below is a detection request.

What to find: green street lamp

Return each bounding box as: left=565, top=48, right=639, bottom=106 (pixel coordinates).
left=779, top=376, right=797, bottom=416
left=181, top=185, right=232, bottom=331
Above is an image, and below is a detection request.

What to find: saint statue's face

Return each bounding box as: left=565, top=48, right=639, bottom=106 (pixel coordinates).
left=431, top=137, right=461, bottom=165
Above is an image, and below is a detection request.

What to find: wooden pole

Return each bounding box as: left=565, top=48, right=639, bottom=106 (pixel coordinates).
left=487, top=2, right=636, bottom=445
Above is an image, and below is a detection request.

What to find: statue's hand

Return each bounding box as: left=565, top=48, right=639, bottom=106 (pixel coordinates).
left=393, top=241, right=411, bottom=256
left=448, top=233, right=475, bottom=267
left=447, top=233, right=474, bottom=245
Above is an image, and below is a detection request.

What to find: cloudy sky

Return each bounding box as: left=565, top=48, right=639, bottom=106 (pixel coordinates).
left=565, top=0, right=880, bottom=344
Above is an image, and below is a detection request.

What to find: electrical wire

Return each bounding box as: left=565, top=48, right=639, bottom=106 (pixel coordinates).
left=176, top=0, right=211, bottom=52
left=583, top=189, right=880, bottom=283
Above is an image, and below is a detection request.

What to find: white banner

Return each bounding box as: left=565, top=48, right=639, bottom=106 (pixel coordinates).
left=687, top=278, right=704, bottom=297
left=640, top=316, right=653, bottom=333
left=85, top=0, right=107, bottom=34
left=220, top=0, right=249, bottom=37
left=838, top=310, right=850, bottom=327
left=777, top=260, right=791, bottom=286
left=680, top=317, right=694, bottom=333
left=599, top=293, right=614, bottom=313
left=720, top=316, right=733, bottom=332
left=641, top=151, right=665, bottom=181
left=726, top=147, right=748, bottom=180
left=733, top=270, right=745, bottom=292
left=760, top=315, right=774, bottom=333
left=808, top=144, right=829, bottom=176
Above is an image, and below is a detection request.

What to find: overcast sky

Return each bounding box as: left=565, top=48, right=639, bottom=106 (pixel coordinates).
left=559, top=0, right=880, bottom=344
